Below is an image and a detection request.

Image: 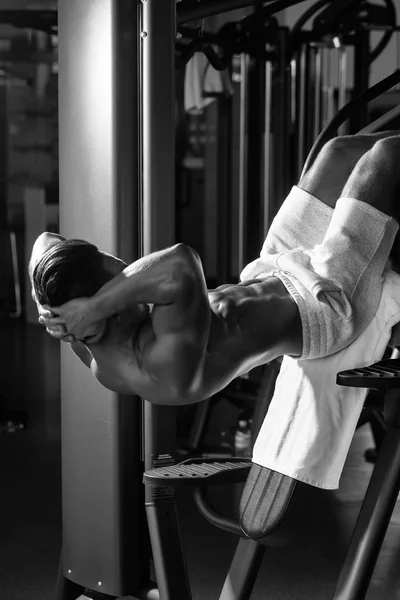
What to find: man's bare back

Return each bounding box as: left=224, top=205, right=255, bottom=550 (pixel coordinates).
left=75, top=276, right=300, bottom=404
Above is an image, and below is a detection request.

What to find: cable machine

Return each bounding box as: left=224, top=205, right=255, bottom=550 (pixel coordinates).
left=175, top=0, right=397, bottom=284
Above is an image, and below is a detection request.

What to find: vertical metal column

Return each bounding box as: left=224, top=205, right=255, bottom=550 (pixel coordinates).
left=294, top=43, right=307, bottom=178
left=332, top=392, right=400, bottom=600
left=238, top=53, right=250, bottom=276
left=262, top=60, right=272, bottom=239
left=141, top=1, right=192, bottom=598
left=313, top=47, right=322, bottom=139
left=217, top=94, right=234, bottom=283
left=58, top=1, right=145, bottom=597
left=0, top=76, right=7, bottom=227
left=244, top=56, right=265, bottom=266
left=337, top=46, right=348, bottom=136
left=352, top=31, right=370, bottom=131
left=268, top=27, right=290, bottom=222
left=219, top=538, right=266, bottom=600
left=321, top=46, right=335, bottom=130
left=304, top=44, right=317, bottom=161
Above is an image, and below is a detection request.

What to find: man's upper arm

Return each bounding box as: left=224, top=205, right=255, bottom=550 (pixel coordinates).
left=140, top=247, right=211, bottom=401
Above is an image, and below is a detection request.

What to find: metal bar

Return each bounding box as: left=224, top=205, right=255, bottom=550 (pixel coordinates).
left=193, top=487, right=243, bottom=536
left=244, top=56, right=265, bottom=265
left=58, top=0, right=144, bottom=596
left=352, top=30, right=370, bottom=132
left=146, top=501, right=192, bottom=600
left=313, top=47, right=322, bottom=138
left=358, top=103, right=400, bottom=134
left=304, top=44, right=315, bottom=154
left=141, top=2, right=191, bottom=598
left=337, top=46, right=348, bottom=136
left=238, top=53, right=249, bottom=276
left=0, top=76, right=7, bottom=227
left=295, top=44, right=307, bottom=178
left=217, top=96, right=233, bottom=282
left=321, top=47, right=334, bottom=130
left=187, top=399, right=214, bottom=453
left=177, top=0, right=307, bottom=25
left=290, top=57, right=296, bottom=129
left=141, top=0, right=175, bottom=254
left=332, top=417, right=400, bottom=599
left=269, top=27, right=290, bottom=221
left=219, top=537, right=266, bottom=600
left=262, top=60, right=272, bottom=238
left=9, top=231, right=21, bottom=317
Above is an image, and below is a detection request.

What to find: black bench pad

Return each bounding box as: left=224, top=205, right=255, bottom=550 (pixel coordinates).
left=239, top=464, right=297, bottom=540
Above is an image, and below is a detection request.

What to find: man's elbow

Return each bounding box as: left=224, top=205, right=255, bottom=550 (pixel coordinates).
left=150, top=389, right=206, bottom=407
left=148, top=375, right=208, bottom=406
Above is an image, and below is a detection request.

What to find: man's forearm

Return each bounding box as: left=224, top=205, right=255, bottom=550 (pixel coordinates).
left=91, top=243, right=202, bottom=318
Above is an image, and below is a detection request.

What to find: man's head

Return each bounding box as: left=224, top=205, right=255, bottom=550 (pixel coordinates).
left=32, top=237, right=115, bottom=307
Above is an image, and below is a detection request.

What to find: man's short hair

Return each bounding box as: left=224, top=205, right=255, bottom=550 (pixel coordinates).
left=33, top=239, right=111, bottom=307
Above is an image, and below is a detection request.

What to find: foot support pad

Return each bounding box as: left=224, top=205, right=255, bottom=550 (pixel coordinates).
left=337, top=358, right=400, bottom=391
left=143, top=457, right=252, bottom=487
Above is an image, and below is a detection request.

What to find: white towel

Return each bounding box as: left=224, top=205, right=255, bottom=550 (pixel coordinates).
left=184, top=51, right=233, bottom=115
left=252, top=269, right=400, bottom=490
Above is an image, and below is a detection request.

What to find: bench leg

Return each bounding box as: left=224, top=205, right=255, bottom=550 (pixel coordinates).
left=331, top=426, right=400, bottom=600
left=146, top=498, right=192, bottom=600
left=219, top=537, right=265, bottom=600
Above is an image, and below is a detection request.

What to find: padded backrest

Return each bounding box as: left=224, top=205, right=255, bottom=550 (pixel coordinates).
left=239, top=463, right=297, bottom=540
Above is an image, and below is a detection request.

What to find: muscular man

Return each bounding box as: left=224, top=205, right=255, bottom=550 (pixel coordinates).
left=31, top=133, right=400, bottom=405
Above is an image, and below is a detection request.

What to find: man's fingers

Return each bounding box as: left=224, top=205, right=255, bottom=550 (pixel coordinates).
left=39, top=316, right=67, bottom=335
left=43, top=305, right=62, bottom=315
left=40, top=316, right=65, bottom=327
left=45, top=327, right=75, bottom=343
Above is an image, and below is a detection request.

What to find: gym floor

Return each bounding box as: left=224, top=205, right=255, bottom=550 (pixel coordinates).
left=1, top=318, right=400, bottom=600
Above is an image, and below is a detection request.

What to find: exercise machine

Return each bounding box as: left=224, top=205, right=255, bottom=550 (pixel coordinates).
left=55, top=1, right=400, bottom=599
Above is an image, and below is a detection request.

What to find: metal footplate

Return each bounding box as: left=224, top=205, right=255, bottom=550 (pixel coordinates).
left=337, top=358, right=400, bottom=391
left=143, top=457, right=252, bottom=487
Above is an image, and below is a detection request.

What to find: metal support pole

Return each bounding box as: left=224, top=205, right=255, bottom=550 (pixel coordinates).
left=244, top=56, right=265, bottom=265
left=0, top=76, right=7, bottom=227
left=58, top=1, right=145, bottom=597
left=321, top=46, right=335, bottom=130
left=332, top=392, right=400, bottom=600
left=217, top=95, right=234, bottom=283
left=313, top=47, right=322, bottom=138
left=262, top=61, right=272, bottom=238
left=187, top=399, right=214, bottom=453
left=269, top=27, right=290, bottom=222
left=238, top=53, right=250, bottom=276
left=219, top=538, right=266, bottom=600
left=352, top=31, right=370, bottom=132
left=141, top=1, right=191, bottom=598
left=305, top=44, right=316, bottom=154
left=295, top=43, right=307, bottom=178
left=337, top=46, right=348, bottom=136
